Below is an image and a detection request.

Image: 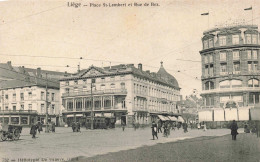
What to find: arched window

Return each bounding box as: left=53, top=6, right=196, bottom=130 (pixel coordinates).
left=110, top=83, right=115, bottom=89
left=231, top=80, right=242, bottom=88
left=219, top=80, right=230, bottom=88
left=248, top=79, right=259, bottom=87
left=219, top=79, right=242, bottom=88
left=205, top=81, right=214, bottom=90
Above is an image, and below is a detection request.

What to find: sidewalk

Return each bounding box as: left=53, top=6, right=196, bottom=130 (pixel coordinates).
left=79, top=133, right=260, bottom=162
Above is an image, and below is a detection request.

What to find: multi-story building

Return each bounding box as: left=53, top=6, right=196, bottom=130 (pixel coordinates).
left=60, top=62, right=181, bottom=127
left=0, top=61, right=65, bottom=126
left=199, top=24, right=260, bottom=124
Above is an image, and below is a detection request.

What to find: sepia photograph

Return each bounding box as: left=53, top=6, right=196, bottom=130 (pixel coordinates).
left=0, top=0, right=260, bottom=161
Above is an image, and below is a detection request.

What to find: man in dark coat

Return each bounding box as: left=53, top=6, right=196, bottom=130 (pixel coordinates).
left=51, top=122, right=55, bottom=132
left=230, top=120, right=238, bottom=140
left=157, top=120, right=162, bottom=133
left=30, top=123, right=38, bottom=138
left=37, top=122, right=43, bottom=134
left=151, top=121, right=158, bottom=140
left=76, top=122, right=81, bottom=132
left=72, top=122, right=76, bottom=132
left=121, top=121, right=126, bottom=131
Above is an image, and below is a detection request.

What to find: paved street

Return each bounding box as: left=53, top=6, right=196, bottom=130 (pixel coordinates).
left=83, top=133, right=260, bottom=162
left=0, top=127, right=242, bottom=161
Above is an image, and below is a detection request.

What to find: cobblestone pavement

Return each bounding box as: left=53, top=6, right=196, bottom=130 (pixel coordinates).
left=83, top=133, right=260, bottom=162
left=0, top=127, right=244, bottom=161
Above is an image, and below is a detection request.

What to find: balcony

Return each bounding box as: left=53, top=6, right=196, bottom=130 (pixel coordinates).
left=201, top=86, right=260, bottom=95
left=220, top=72, right=228, bottom=76
left=62, top=89, right=127, bottom=97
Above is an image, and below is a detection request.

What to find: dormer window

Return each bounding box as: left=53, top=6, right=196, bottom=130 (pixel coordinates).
left=219, top=36, right=226, bottom=46
left=209, top=39, right=213, bottom=48
left=232, top=35, right=239, bottom=44
left=203, top=40, right=208, bottom=49
left=246, top=34, right=252, bottom=44
left=252, top=35, right=258, bottom=44
left=74, top=80, right=78, bottom=85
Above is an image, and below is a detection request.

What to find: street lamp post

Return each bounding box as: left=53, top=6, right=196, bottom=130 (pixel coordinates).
left=90, top=78, right=95, bottom=130
left=45, top=73, right=49, bottom=133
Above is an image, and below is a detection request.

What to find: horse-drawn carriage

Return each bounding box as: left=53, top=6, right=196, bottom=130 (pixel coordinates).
left=0, top=123, right=22, bottom=141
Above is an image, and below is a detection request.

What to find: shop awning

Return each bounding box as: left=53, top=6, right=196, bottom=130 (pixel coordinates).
left=67, top=114, right=74, bottom=117
left=177, top=116, right=185, bottom=122
left=168, top=116, right=178, bottom=121
left=158, top=115, right=169, bottom=121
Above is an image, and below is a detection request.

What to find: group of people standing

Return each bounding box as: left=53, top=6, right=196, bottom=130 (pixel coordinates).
left=72, top=122, right=81, bottom=132
left=30, top=121, right=56, bottom=138
left=151, top=120, right=187, bottom=140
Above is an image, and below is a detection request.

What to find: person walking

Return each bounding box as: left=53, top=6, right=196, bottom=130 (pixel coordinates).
left=183, top=122, right=188, bottom=133
left=157, top=120, right=162, bottom=133
left=51, top=122, right=55, bottom=132
left=37, top=121, right=43, bottom=134
left=76, top=122, right=81, bottom=132
left=30, top=123, right=38, bottom=138
left=121, top=121, right=126, bottom=131
left=72, top=122, right=76, bottom=132
left=230, top=120, right=238, bottom=140
left=151, top=121, right=158, bottom=140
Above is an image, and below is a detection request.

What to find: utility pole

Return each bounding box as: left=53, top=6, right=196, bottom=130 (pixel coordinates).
left=45, top=73, right=49, bottom=133
left=2, top=90, right=4, bottom=124
left=90, top=81, right=93, bottom=130
left=90, top=78, right=95, bottom=130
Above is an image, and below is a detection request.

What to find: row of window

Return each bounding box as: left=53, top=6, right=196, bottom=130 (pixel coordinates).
left=65, top=82, right=126, bottom=93
left=0, top=104, right=56, bottom=114
left=133, top=83, right=179, bottom=101
left=204, top=92, right=260, bottom=106
left=65, top=75, right=125, bottom=86
left=204, top=61, right=259, bottom=76
left=204, top=79, right=259, bottom=90
left=1, top=92, right=55, bottom=102
left=203, top=34, right=258, bottom=49
left=204, top=50, right=258, bottom=64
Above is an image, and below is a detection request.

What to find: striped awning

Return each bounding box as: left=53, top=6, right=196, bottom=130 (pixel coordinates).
left=177, top=116, right=185, bottom=122
left=158, top=115, right=170, bottom=121
left=168, top=116, right=178, bottom=121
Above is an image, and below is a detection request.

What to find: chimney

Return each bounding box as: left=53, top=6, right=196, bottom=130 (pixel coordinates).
left=7, top=61, right=12, bottom=69
left=146, top=70, right=150, bottom=73
left=21, top=66, right=26, bottom=73
left=138, top=63, right=142, bottom=71
left=36, top=68, right=41, bottom=77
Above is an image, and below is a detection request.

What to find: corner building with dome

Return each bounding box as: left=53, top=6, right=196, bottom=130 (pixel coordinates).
left=199, top=24, right=260, bottom=125
left=59, top=62, right=181, bottom=127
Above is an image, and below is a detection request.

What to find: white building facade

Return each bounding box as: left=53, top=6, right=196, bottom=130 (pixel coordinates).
left=60, top=63, right=181, bottom=127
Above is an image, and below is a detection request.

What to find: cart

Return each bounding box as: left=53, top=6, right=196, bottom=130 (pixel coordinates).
left=0, top=124, right=22, bottom=141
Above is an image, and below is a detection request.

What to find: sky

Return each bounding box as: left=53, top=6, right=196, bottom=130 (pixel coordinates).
left=0, top=0, right=260, bottom=97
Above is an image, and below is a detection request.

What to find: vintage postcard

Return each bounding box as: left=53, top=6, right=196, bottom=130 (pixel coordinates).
left=0, top=0, right=260, bottom=161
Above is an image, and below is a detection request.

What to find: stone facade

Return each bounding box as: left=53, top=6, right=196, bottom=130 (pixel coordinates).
left=60, top=63, right=181, bottom=127
left=200, top=24, right=260, bottom=109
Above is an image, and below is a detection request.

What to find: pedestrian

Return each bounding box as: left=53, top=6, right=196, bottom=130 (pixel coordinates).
left=163, top=122, right=168, bottom=137
left=72, top=122, right=76, bottom=132
left=121, top=121, right=126, bottom=131
left=157, top=120, right=162, bottom=133
left=30, top=123, right=38, bottom=138
left=183, top=122, right=188, bottom=133
left=37, top=121, right=43, bottom=134
left=230, top=120, right=238, bottom=140
left=167, top=122, right=171, bottom=136
left=151, top=121, right=158, bottom=140
left=51, top=122, right=55, bottom=132
left=76, top=122, right=81, bottom=132
left=177, top=122, right=181, bottom=130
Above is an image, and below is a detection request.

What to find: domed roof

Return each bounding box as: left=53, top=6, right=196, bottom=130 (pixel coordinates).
left=157, top=61, right=179, bottom=88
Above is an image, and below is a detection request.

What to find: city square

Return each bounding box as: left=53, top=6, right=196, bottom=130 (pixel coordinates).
left=0, top=0, right=260, bottom=161
left=0, top=127, right=246, bottom=161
